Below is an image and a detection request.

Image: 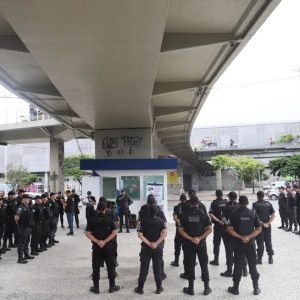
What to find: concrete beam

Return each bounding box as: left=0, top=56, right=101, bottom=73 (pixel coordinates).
left=161, top=137, right=188, bottom=144
left=55, top=110, right=79, bottom=118
left=40, top=126, right=52, bottom=137
left=157, top=130, right=186, bottom=138
left=155, top=121, right=189, bottom=131
left=0, top=35, right=29, bottom=52
left=16, top=85, right=61, bottom=97
left=153, top=106, right=194, bottom=118
left=152, top=81, right=203, bottom=96
left=161, top=33, right=239, bottom=53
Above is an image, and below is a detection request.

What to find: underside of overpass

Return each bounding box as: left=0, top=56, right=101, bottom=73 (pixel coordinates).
left=0, top=0, right=280, bottom=174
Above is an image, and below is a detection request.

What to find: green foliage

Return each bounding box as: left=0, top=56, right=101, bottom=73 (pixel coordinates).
left=212, top=155, right=265, bottom=183
left=269, top=155, right=300, bottom=180
left=5, top=163, right=29, bottom=191
left=64, top=154, right=94, bottom=184
left=21, top=173, right=38, bottom=187
left=277, top=133, right=294, bottom=144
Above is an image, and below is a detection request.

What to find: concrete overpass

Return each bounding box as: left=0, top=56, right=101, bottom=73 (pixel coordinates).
left=195, top=144, right=300, bottom=162
left=0, top=0, right=281, bottom=191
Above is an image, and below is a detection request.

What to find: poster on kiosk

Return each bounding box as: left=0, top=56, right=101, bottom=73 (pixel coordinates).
left=146, top=182, right=164, bottom=206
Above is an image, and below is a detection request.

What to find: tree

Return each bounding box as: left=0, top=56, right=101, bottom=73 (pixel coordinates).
left=269, top=155, right=300, bottom=182
left=5, top=163, right=30, bottom=191
left=64, top=154, right=94, bottom=185
left=277, top=133, right=294, bottom=144
left=21, top=173, right=38, bottom=187
left=212, top=155, right=265, bottom=194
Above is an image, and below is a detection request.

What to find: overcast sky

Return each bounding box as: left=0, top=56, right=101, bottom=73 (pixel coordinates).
left=194, top=0, right=300, bottom=128
left=0, top=0, right=299, bottom=127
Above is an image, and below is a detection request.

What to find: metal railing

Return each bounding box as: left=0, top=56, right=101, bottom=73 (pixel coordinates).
left=193, top=142, right=300, bottom=152
left=0, top=109, right=52, bottom=125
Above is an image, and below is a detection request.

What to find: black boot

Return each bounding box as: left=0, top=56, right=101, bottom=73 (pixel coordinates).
left=90, top=279, right=99, bottom=294
left=285, top=227, right=292, bottom=232
left=228, top=281, right=239, bottom=295
left=220, top=269, right=232, bottom=277
left=253, top=280, right=261, bottom=295
left=204, top=281, right=212, bottom=296
left=156, top=283, right=164, bottom=294
left=183, top=279, right=195, bottom=295
left=17, top=257, right=28, bottom=264
left=25, top=253, right=35, bottom=260
left=2, top=240, right=10, bottom=252
left=134, top=281, right=144, bottom=294
left=209, top=255, right=219, bottom=266
left=268, top=255, right=273, bottom=264
left=109, top=278, right=120, bottom=293
left=171, top=255, right=179, bottom=267
left=257, top=256, right=262, bottom=264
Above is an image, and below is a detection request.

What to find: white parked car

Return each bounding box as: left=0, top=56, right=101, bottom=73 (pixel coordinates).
left=267, top=187, right=279, bottom=201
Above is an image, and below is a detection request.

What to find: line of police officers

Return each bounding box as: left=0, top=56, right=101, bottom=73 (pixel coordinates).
left=278, top=184, right=300, bottom=234
left=0, top=190, right=77, bottom=263
left=85, top=188, right=273, bottom=296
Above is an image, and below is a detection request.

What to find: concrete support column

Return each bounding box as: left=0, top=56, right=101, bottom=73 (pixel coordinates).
left=95, top=128, right=153, bottom=159
left=216, top=168, right=222, bottom=190
left=44, top=172, right=49, bottom=193
left=50, top=139, right=64, bottom=192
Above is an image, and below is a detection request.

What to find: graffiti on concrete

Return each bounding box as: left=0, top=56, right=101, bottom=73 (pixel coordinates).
left=101, top=136, right=143, bottom=157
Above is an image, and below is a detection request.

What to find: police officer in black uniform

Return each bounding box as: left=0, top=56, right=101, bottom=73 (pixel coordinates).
left=220, top=191, right=238, bottom=277
left=85, top=201, right=120, bottom=294
left=179, top=195, right=212, bottom=296
left=2, top=191, right=17, bottom=251
left=209, top=189, right=227, bottom=266
left=71, top=189, right=81, bottom=228
left=252, top=191, right=275, bottom=264
left=15, top=194, right=34, bottom=264
left=286, top=185, right=297, bottom=232
left=41, top=194, right=51, bottom=249
left=48, top=192, right=60, bottom=246
left=138, top=194, right=167, bottom=280
left=116, top=189, right=133, bottom=233
left=182, top=189, right=207, bottom=214
left=30, top=195, right=44, bottom=255
left=278, top=187, right=288, bottom=229
left=227, top=196, right=262, bottom=296
left=0, top=196, right=6, bottom=259
left=135, top=204, right=167, bottom=295
left=56, top=192, right=65, bottom=228
left=171, top=193, right=187, bottom=267
left=293, top=184, right=300, bottom=235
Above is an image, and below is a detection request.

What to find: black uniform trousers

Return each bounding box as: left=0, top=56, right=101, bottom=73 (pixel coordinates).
left=213, top=224, right=226, bottom=257
left=119, top=208, right=129, bottom=231
left=182, top=240, right=209, bottom=282
left=17, top=226, right=31, bottom=258
left=92, top=243, right=116, bottom=287
left=233, top=239, right=259, bottom=283
left=75, top=211, right=80, bottom=227
left=3, top=218, right=15, bottom=245
left=138, top=244, right=163, bottom=286
left=31, top=221, right=42, bottom=250
left=59, top=212, right=64, bottom=227
left=287, top=207, right=297, bottom=228
left=41, top=219, right=50, bottom=246
left=49, top=218, right=58, bottom=243
left=174, top=228, right=183, bottom=258
left=279, top=206, right=288, bottom=227
left=0, top=222, right=4, bottom=248
left=296, top=206, right=300, bottom=226
left=223, top=233, right=248, bottom=272
left=256, top=225, right=274, bottom=258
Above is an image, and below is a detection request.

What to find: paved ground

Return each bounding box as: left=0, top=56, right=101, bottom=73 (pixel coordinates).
left=1, top=191, right=299, bottom=300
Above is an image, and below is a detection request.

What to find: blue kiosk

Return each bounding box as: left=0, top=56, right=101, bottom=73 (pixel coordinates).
left=80, top=158, right=177, bottom=215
